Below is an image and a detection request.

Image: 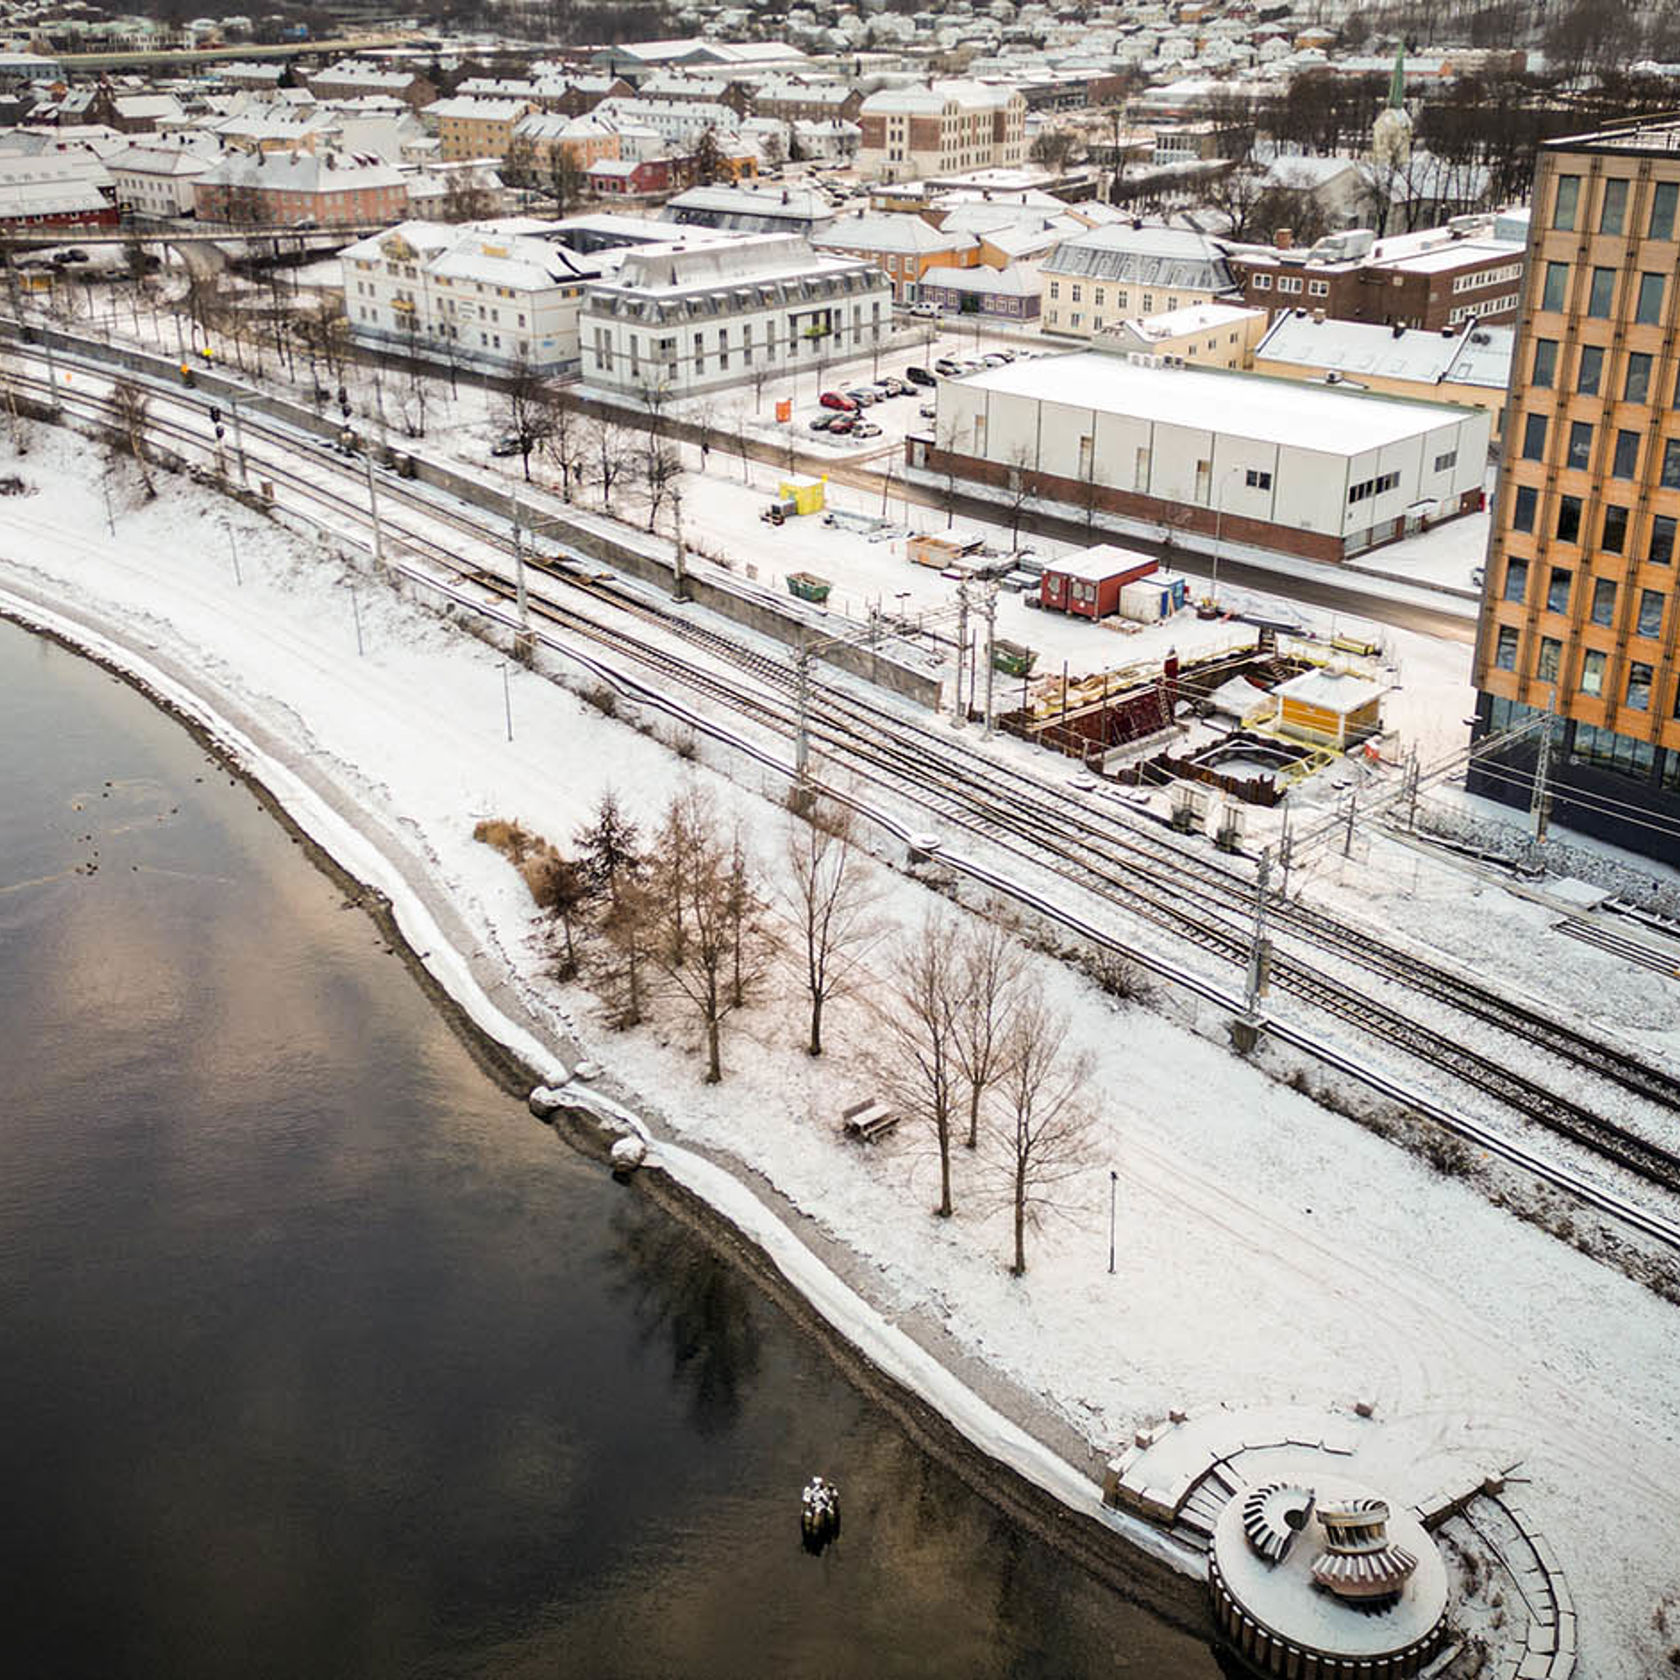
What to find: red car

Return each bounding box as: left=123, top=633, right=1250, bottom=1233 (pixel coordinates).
left=826, top=413, right=855, bottom=434
left=819, top=390, right=858, bottom=412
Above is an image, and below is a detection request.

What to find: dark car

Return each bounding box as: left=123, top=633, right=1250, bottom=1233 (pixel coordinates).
left=826, top=414, right=855, bottom=434
left=490, top=433, right=524, bottom=457
left=819, top=390, right=858, bottom=412
left=809, top=414, right=836, bottom=432
left=50, top=247, right=89, bottom=265
left=905, top=366, right=936, bottom=387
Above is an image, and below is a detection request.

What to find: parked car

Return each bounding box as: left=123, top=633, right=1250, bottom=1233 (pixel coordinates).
left=844, top=387, right=878, bottom=406
left=809, top=414, right=836, bottom=432
left=826, top=414, right=856, bottom=434
left=490, top=433, right=524, bottom=457
left=852, top=421, right=883, bottom=439
left=918, top=403, right=937, bottom=419
left=909, top=301, right=941, bottom=319
left=905, top=366, right=936, bottom=387
left=819, top=390, right=857, bottom=411
left=933, top=358, right=963, bottom=376
left=50, top=247, right=88, bottom=265
left=877, top=377, right=908, bottom=397
left=980, top=352, right=1009, bottom=368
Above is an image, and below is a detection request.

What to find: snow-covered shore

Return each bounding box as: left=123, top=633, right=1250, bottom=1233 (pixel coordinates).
left=5, top=432, right=1680, bottom=1677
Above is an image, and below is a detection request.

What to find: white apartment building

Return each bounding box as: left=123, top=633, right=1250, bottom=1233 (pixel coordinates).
left=857, top=81, right=1027, bottom=183
left=580, top=232, right=891, bottom=400
left=106, top=141, right=212, bottom=216
left=340, top=220, right=602, bottom=374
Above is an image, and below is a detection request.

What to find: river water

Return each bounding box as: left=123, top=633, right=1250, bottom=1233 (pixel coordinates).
left=0, top=617, right=1218, bottom=1680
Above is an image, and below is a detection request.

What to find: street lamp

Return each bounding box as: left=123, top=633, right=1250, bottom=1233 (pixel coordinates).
left=1211, top=463, right=1246, bottom=609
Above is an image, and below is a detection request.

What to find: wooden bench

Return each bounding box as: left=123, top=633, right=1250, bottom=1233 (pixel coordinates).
left=841, top=1099, right=899, bottom=1143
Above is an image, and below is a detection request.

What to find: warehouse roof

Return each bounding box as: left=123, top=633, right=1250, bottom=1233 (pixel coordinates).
left=960, top=351, right=1474, bottom=454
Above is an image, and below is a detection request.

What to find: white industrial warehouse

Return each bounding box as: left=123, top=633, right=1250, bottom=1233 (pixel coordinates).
left=913, top=350, right=1492, bottom=562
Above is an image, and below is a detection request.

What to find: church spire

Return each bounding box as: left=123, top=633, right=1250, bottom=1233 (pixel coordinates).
left=1388, top=43, right=1405, bottom=109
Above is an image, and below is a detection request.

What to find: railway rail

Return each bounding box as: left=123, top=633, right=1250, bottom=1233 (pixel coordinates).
left=14, top=347, right=1680, bottom=1222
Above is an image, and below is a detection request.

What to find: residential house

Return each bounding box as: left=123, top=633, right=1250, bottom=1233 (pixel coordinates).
left=857, top=81, right=1027, bottom=183
left=426, top=96, right=536, bottom=164
left=812, top=210, right=977, bottom=301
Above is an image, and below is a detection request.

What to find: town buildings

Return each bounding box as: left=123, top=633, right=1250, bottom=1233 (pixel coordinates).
left=341, top=219, right=604, bottom=374
left=1041, top=224, right=1237, bottom=340
left=913, top=350, right=1489, bottom=563
left=1468, top=120, right=1680, bottom=856
left=428, top=96, right=534, bottom=164
left=1102, top=301, right=1268, bottom=369
left=580, top=232, right=890, bottom=400
left=1225, top=214, right=1528, bottom=331
left=194, top=149, right=407, bottom=226
left=857, top=82, right=1027, bottom=184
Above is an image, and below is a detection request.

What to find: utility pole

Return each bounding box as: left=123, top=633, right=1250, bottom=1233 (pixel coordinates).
left=1108, top=1169, right=1117, bottom=1276
left=229, top=393, right=248, bottom=485
left=350, top=582, right=364, bottom=656
left=1342, top=787, right=1357, bottom=858
left=952, top=577, right=970, bottom=729
left=365, top=453, right=385, bottom=572
left=1405, top=747, right=1421, bottom=833
left=1242, top=848, right=1272, bottom=1024
left=672, top=481, right=690, bottom=602
left=980, top=584, right=997, bottom=737
left=509, top=489, right=530, bottom=625
left=1531, top=686, right=1557, bottom=845
left=793, top=637, right=812, bottom=791
left=225, top=523, right=242, bottom=586
left=1278, top=802, right=1293, bottom=898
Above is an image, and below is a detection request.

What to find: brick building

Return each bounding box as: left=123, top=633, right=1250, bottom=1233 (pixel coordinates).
left=1225, top=215, right=1527, bottom=332
left=857, top=81, right=1026, bottom=184
left=194, top=148, right=407, bottom=226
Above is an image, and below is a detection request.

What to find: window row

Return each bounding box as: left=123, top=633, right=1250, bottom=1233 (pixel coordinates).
left=1347, top=470, right=1399, bottom=505
left=1511, top=484, right=1676, bottom=561
left=1529, top=340, right=1669, bottom=403
left=1493, top=627, right=1665, bottom=711
left=1500, top=558, right=1670, bottom=633
left=1519, top=419, right=1680, bottom=488
left=1553, top=173, right=1678, bottom=241
left=1538, top=262, right=1667, bottom=324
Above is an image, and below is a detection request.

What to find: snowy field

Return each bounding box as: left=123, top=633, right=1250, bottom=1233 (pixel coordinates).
left=2, top=426, right=1679, bottom=1676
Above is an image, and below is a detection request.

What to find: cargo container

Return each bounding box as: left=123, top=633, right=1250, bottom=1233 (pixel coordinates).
left=1039, top=544, right=1157, bottom=619
left=1117, top=577, right=1188, bottom=622
left=786, top=571, right=833, bottom=604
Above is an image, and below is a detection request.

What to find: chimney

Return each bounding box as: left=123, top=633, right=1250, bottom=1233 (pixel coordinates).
left=1274, top=226, right=1293, bottom=249
left=1312, top=307, right=1325, bottom=324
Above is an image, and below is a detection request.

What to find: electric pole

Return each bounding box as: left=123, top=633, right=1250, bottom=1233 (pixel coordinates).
left=1531, top=686, right=1557, bottom=845
left=980, top=584, right=997, bottom=737
left=793, top=638, right=812, bottom=791
left=672, top=481, right=690, bottom=602
left=365, top=453, right=385, bottom=572
left=952, top=577, right=970, bottom=729
left=1243, top=848, right=1272, bottom=1024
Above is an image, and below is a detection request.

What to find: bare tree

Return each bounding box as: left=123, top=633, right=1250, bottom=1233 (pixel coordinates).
left=583, top=416, right=632, bottom=507
left=639, top=434, right=682, bottom=532
left=784, top=800, right=882, bottom=1056
left=882, top=914, right=967, bottom=1218
left=989, top=983, right=1096, bottom=1276
left=953, top=920, right=1028, bottom=1150
left=541, top=388, right=581, bottom=500
left=647, top=787, right=771, bottom=1083
left=1002, top=446, right=1037, bottom=549
left=108, top=377, right=157, bottom=499
left=499, top=349, right=548, bottom=482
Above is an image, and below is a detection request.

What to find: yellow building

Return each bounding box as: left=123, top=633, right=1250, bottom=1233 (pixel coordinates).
left=1100, top=302, right=1267, bottom=370
left=1274, top=668, right=1384, bottom=747
left=427, top=95, right=535, bottom=163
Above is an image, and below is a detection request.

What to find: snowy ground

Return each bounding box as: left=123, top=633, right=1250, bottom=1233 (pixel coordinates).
left=2, top=427, right=1679, bottom=1676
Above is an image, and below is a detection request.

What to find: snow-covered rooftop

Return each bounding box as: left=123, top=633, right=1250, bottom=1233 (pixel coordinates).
left=963, top=352, right=1475, bottom=454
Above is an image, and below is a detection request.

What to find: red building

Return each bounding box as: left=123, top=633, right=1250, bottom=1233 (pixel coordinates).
left=585, top=155, right=690, bottom=198
left=1040, top=545, right=1156, bottom=619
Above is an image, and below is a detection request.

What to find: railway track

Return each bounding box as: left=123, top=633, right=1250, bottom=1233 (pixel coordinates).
left=17, top=352, right=1680, bottom=1209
